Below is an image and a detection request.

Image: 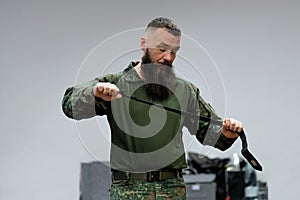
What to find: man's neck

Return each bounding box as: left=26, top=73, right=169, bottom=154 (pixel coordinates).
left=134, top=61, right=144, bottom=79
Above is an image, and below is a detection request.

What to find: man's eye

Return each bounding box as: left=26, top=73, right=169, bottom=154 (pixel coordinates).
left=159, top=48, right=166, bottom=52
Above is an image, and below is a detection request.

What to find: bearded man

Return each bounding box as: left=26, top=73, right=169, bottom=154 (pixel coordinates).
left=62, top=17, right=243, bottom=200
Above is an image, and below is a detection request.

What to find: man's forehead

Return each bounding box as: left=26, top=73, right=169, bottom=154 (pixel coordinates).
left=148, top=28, right=181, bottom=47
left=156, top=42, right=180, bottom=51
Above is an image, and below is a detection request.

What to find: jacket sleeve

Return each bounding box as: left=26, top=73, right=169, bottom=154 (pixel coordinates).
left=62, top=74, right=120, bottom=120
left=184, top=83, right=237, bottom=151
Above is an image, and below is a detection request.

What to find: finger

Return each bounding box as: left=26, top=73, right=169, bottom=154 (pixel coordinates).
left=97, top=83, right=104, bottom=93
left=224, top=118, right=242, bottom=132
left=229, top=120, right=243, bottom=132
left=111, top=89, right=119, bottom=97
left=108, top=88, right=114, bottom=96
left=236, top=121, right=243, bottom=133
left=224, top=118, right=232, bottom=129
left=111, top=93, right=122, bottom=100
left=94, top=83, right=104, bottom=97
left=111, top=86, right=123, bottom=99
left=233, top=120, right=242, bottom=132
left=102, top=87, right=108, bottom=95
left=103, top=84, right=113, bottom=96
left=234, top=127, right=240, bottom=133
left=230, top=120, right=236, bottom=131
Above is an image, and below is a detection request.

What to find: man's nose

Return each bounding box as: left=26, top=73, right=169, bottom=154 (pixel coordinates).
left=163, top=50, right=173, bottom=63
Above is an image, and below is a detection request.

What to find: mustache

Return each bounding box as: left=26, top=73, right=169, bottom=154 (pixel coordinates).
left=158, top=61, right=172, bottom=68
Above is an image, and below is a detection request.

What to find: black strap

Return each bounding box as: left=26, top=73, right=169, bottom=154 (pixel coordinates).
left=119, top=91, right=263, bottom=171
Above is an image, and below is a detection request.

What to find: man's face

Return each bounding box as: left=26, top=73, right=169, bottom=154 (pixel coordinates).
left=140, top=28, right=180, bottom=101
left=142, top=28, right=181, bottom=65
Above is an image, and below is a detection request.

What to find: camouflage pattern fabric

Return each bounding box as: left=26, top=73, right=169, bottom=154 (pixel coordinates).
left=110, top=177, right=186, bottom=200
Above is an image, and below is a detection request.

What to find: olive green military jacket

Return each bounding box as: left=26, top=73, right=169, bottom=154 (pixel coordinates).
left=62, top=62, right=237, bottom=172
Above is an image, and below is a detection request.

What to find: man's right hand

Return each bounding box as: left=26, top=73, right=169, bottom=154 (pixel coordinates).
left=93, top=82, right=122, bottom=101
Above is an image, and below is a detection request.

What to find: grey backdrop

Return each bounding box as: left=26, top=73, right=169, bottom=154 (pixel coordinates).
left=1, top=0, right=299, bottom=199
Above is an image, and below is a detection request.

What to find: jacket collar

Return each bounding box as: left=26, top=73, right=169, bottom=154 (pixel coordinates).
left=123, top=61, right=144, bottom=82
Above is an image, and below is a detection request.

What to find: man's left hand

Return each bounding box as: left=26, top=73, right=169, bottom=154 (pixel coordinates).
left=221, top=118, right=243, bottom=138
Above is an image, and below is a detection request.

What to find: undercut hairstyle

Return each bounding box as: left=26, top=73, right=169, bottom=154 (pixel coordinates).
left=145, top=17, right=181, bottom=36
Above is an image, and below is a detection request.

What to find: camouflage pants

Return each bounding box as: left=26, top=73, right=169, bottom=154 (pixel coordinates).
left=110, top=177, right=186, bottom=200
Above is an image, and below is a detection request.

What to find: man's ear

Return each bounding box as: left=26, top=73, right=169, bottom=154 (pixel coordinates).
left=140, top=37, right=146, bottom=53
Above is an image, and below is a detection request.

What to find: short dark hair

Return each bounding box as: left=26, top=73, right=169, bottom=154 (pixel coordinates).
left=146, top=17, right=181, bottom=36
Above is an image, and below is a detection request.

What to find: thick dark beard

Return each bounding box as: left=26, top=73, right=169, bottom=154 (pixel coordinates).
left=141, top=49, right=177, bottom=101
